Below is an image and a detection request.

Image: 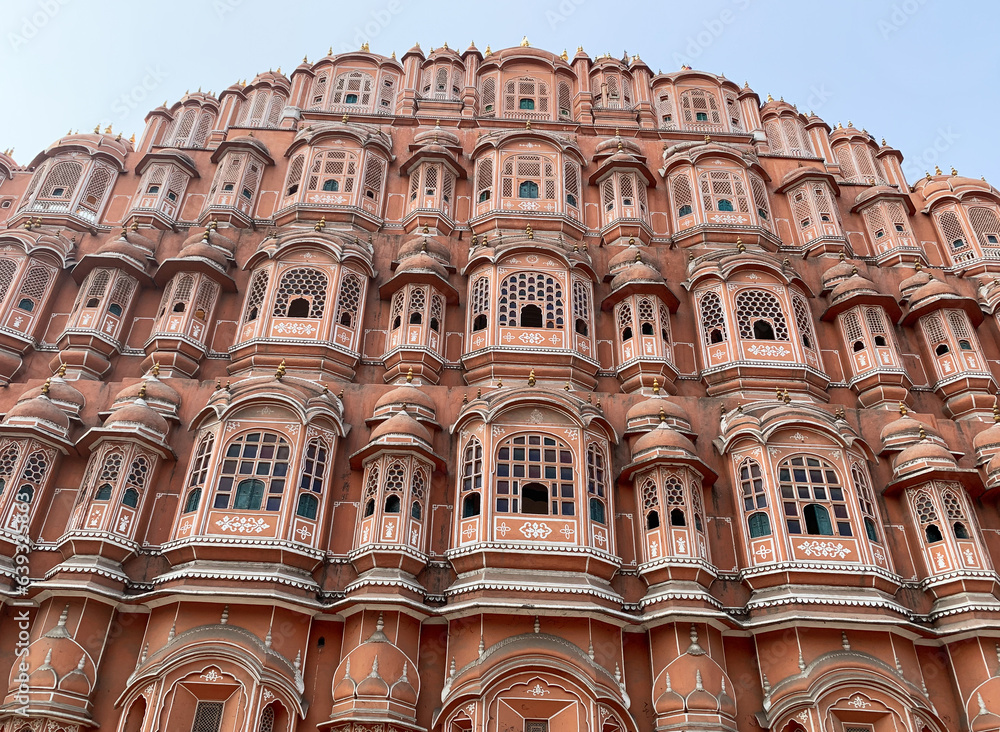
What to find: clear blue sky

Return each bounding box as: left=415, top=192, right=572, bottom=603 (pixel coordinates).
left=2, top=0, right=997, bottom=185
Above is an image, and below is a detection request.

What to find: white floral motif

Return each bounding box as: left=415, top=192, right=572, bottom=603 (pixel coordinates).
left=527, top=409, right=545, bottom=424
left=753, top=544, right=772, bottom=560
left=560, top=525, right=576, bottom=540
left=797, top=540, right=851, bottom=559
left=201, top=669, right=223, bottom=681
left=847, top=695, right=871, bottom=709
left=518, top=332, right=545, bottom=345
left=495, top=522, right=511, bottom=537
left=262, top=689, right=274, bottom=701
left=216, top=516, right=270, bottom=534
left=520, top=522, right=552, bottom=540
left=746, top=344, right=791, bottom=357
left=527, top=683, right=550, bottom=696
left=272, top=322, right=317, bottom=335
left=710, top=214, right=744, bottom=224
left=296, top=525, right=312, bottom=540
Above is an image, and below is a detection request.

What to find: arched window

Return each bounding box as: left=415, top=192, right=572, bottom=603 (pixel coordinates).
left=504, top=76, right=549, bottom=117
left=748, top=511, right=771, bottom=538
left=617, top=302, right=634, bottom=342
left=736, top=290, right=789, bottom=341
left=40, top=161, right=83, bottom=200
left=778, top=456, right=851, bottom=537
left=500, top=154, right=557, bottom=203
left=122, top=487, right=140, bottom=508
left=699, top=291, right=727, bottom=345
left=93, top=450, right=123, bottom=502
left=307, top=149, right=358, bottom=196
left=641, top=478, right=660, bottom=531
left=469, top=277, right=490, bottom=334
left=739, top=459, right=767, bottom=511
left=184, top=487, right=202, bottom=513
left=699, top=170, right=750, bottom=214
left=664, top=475, right=686, bottom=527
left=16, top=450, right=49, bottom=505
left=331, top=71, right=376, bottom=109
left=462, top=492, right=481, bottom=518
left=670, top=173, right=694, bottom=221
left=334, top=272, right=364, bottom=329
left=462, top=438, right=483, bottom=495
left=912, top=490, right=942, bottom=544
left=498, top=272, right=564, bottom=330
left=475, top=157, right=494, bottom=204
left=273, top=268, right=328, bottom=319
left=851, top=463, right=881, bottom=544
left=572, top=280, right=591, bottom=337
left=14, top=266, right=53, bottom=314
left=792, top=292, right=817, bottom=352
left=410, top=468, right=426, bottom=520
left=586, top=443, right=607, bottom=524
left=215, top=432, right=290, bottom=512
left=495, top=434, right=574, bottom=516
left=943, top=489, right=972, bottom=540
left=680, top=89, right=722, bottom=127
left=363, top=464, right=379, bottom=518
left=16, top=485, right=33, bottom=504
left=969, top=206, right=1000, bottom=248
left=242, top=270, right=269, bottom=324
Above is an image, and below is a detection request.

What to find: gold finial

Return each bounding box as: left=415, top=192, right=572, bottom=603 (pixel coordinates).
left=342, top=113, right=349, bottom=123
left=462, top=393, right=468, bottom=404
left=705, top=134, right=711, bottom=143
left=736, top=237, right=745, bottom=253
left=520, top=36, right=530, bottom=47
left=919, top=425, right=927, bottom=440
left=496, top=377, right=503, bottom=388
left=561, top=49, right=569, bottom=61
left=391, top=51, right=396, bottom=59
left=477, top=388, right=481, bottom=399
left=315, top=216, right=326, bottom=231
left=275, top=360, right=286, bottom=380
left=914, top=261, right=922, bottom=272
left=881, top=138, right=886, bottom=146
left=951, top=166, right=958, bottom=176
left=564, top=381, right=571, bottom=391
left=587, top=393, right=592, bottom=403
left=839, top=251, right=845, bottom=261
left=783, top=389, right=791, bottom=404
left=138, top=382, right=147, bottom=400
left=525, top=119, right=531, bottom=130
left=361, top=42, right=370, bottom=52
left=899, top=401, right=908, bottom=417
left=851, top=266, right=858, bottom=275
left=776, top=386, right=783, bottom=400
left=129, top=133, right=135, bottom=144
left=595, top=397, right=601, bottom=409
left=485, top=45, right=491, bottom=54
left=471, top=232, right=478, bottom=247
left=94, top=124, right=101, bottom=134
left=104, top=124, right=113, bottom=134
left=634, top=249, right=641, bottom=263
left=528, top=369, right=536, bottom=386
left=328, top=46, right=333, bottom=55
left=151, top=362, right=160, bottom=376
left=526, top=224, right=533, bottom=240
left=652, top=378, right=660, bottom=395
left=56, top=363, right=67, bottom=378
left=659, top=407, right=666, bottom=423
left=41, top=378, right=50, bottom=396
left=209, top=219, right=218, bottom=230
left=423, top=225, right=429, bottom=234
left=993, top=400, right=999, bottom=423
left=303, top=55, right=308, bottom=63
left=202, top=230, right=210, bottom=242
left=935, top=165, right=942, bottom=175
left=130, top=219, right=139, bottom=232
left=443, top=41, right=448, bottom=49
left=766, top=93, right=773, bottom=102
left=406, top=367, right=413, bottom=383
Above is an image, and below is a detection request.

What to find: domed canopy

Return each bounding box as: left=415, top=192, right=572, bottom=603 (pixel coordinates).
left=397, top=234, right=452, bottom=266
left=112, top=374, right=181, bottom=419
left=396, top=251, right=448, bottom=280
left=373, top=384, right=437, bottom=417
left=18, top=372, right=85, bottom=420
left=892, top=438, right=957, bottom=477
left=821, top=255, right=856, bottom=292
left=899, top=265, right=931, bottom=297
left=632, top=421, right=698, bottom=456
left=880, top=408, right=942, bottom=453
left=104, top=399, right=169, bottom=439
left=625, top=397, right=693, bottom=438
left=4, top=393, right=70, bottom=437
left=369, top=409, right=432, bottom=445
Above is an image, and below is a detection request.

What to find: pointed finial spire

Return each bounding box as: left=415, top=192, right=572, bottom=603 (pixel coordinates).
left=659, top=407, right=666, bottom=423
left=533, top=616, right=540, bottom=633
left=521, top=35, right=530, bottom=47
left=406, top=367, right=413, bottom=383
left=842, top=631, right=850, bottom=650
left=56, top=363, right=67, bottom=377
left=528, top=369, right=536, bottom=387
left=151, top=362, right=160, bottom=376
left=899, top=401, right=908, bottom=417
left=275, top=360, right=286, bottom=380
left=220, top=605, right=229, bottom=624
left=41, top=378, right=50, bottom=395
left=137, top=382, right=147, bottom=400
left=652, top=378, right=660, bottom=394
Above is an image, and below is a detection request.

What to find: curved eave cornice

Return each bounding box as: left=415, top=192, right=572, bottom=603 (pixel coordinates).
left=0, top=230, right=75, bottom=268
left=71, top=252, right=153, bottom=287
left=471, top=131, right=584, bottom=161
left=850, top=188, right=916, bottom=215
left=715, top=414, right=873, bottom=462
left=463, top=239, right=596, bottom=280
left=588, top=156, right=655, bottom=187
left=153, top=256, right=236, bottom=291
left=451, top=390, right=618, bottom=444
left=134, top=149, right=200, bottom=178
left=601, top=280, right=680, bottom=312
left=774, top=167, right=841, bottom=196
left=919, top=187, right=1000, bottom=214
left=210, top=138, right=274, bottom=166
left=29, top=136, right=130, bottom=171
left=348, top=438, right=445, bottom=471
left=0, top=424, right=75, bottom=454
left=246, top=234, right=376, bottom=276
left=76, top=427, right=176, bottom=460
left=397, top=148, right=465, bottom=178
left=685, top=255, right=813, bottom=296
left=821, top=289, right=902, bottom=322
left=190, top=383, right=346, bottom=436
left=286, top=123, right=393, bottom=157
left=901, top=293, right=983, bottom=327
left=378, top=269, right=459, bottom=303
left=476, top=50, right=574, bottom=73
left=619, top=449, right=716, bottom=483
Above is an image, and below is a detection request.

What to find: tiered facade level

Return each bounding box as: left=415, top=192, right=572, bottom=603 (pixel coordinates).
left=2, top=39, right=1000, bottom=732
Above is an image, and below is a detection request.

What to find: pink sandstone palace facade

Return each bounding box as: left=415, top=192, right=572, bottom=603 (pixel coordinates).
left=0, top=37, right=999, bottom=732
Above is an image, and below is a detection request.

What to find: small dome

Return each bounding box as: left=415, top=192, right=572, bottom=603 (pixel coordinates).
left=610, top=262, right=665, bottom=292
left=880, top=410, right=940, bottom=451
left=104, top=399, right=169, bottom=438
left=374, top=385, right=437, bottom=415
left=625, top=397, right=692, bottom=434
left=356, top=669, right=390, bottom=698
left=113, top=376, right=181, bottom=416
left=181, top=226, right=235, bottom=253
left=369, top=409, right=432, bottom=445
left=413, top=124, right=460, bottom=148
left=973, top=415, right=1000, bottom=460
left=397, top=234, right=451, bottom=265
left=829, top=273, right=878, bottom=302
left=4, top=394, right=69, bottom=433
left=595, top=134, right=642, bottom=157
left=396, top=252, right=448, bottom=280
left=821, top=256, right=856, bottom=290
left=176, top=241, right=230, bottom=269
left=909, top=277, right=958, bottom=309
left=608, top=243, right=645, bottom=273
left=899, top=266, right=931, bottom=297
left=93, top=237, right=152, bottom=267
left=685, top=685, right=719, bottom=712
left=632, top=421, right=697, bottom=457
left=892, top=438, right=956, bottom=475
left=19, top=374, right=84, bottom=417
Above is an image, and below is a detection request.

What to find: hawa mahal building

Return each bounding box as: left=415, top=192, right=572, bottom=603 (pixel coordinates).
left=0, top=37, right=999, bottom=732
